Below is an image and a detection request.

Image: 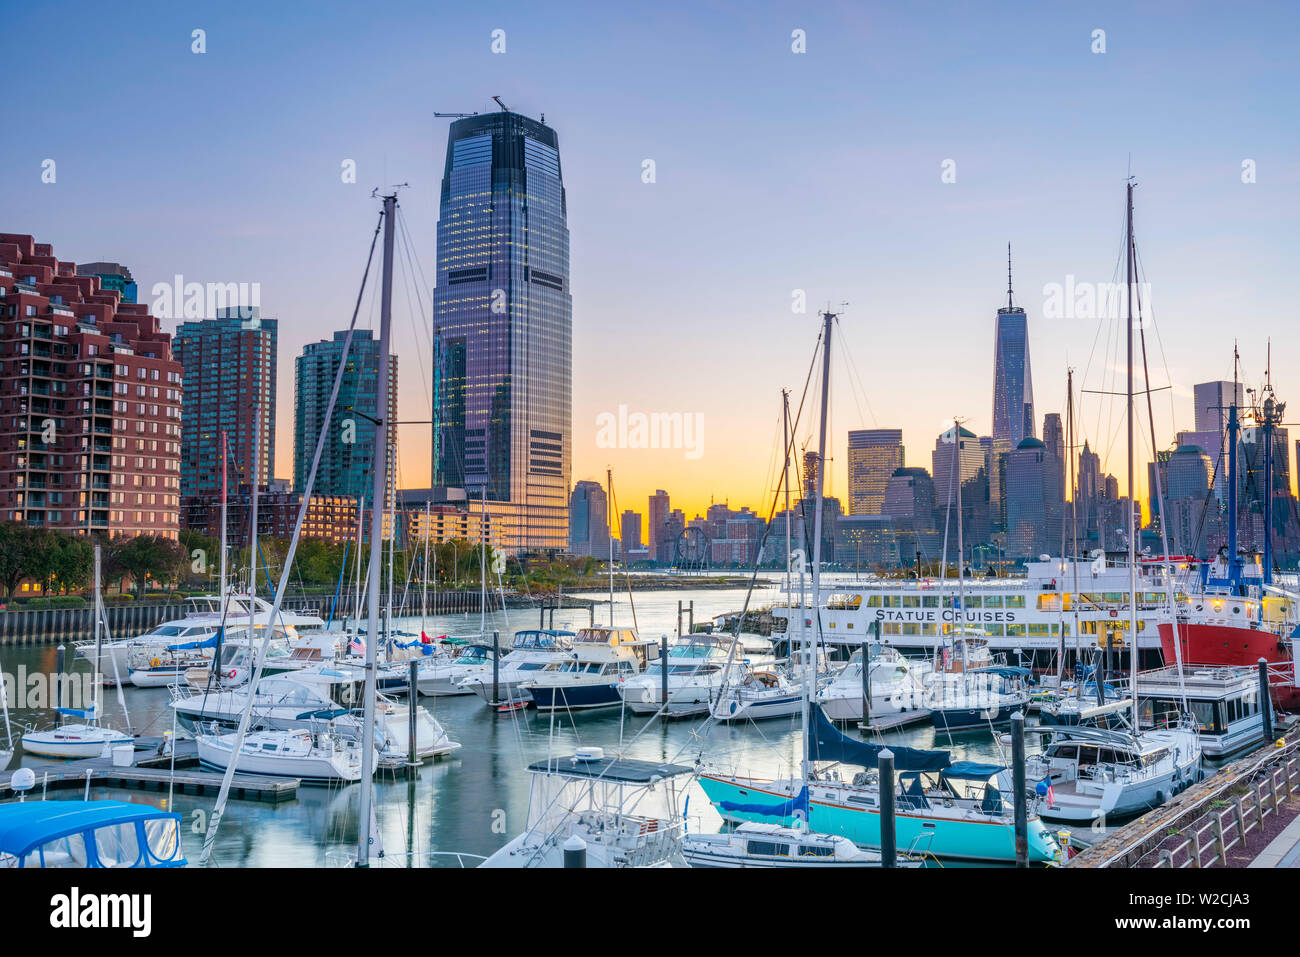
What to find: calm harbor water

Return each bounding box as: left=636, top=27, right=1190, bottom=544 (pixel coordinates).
left=0, top=582, right=1026, bottom=866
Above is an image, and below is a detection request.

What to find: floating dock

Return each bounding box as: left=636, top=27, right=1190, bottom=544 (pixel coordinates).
left=0, top=739, right=299, bottom=803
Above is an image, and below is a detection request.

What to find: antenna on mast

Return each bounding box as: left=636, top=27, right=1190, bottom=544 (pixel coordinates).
left=1006, top=242, right=1014, bottom=309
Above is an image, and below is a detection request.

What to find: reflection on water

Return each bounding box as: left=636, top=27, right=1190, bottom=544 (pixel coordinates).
left=0, top=583, right=1019, bottom=866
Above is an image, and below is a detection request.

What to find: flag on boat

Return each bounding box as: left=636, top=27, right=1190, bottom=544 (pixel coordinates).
left=349, top=635, right=365, bottom=655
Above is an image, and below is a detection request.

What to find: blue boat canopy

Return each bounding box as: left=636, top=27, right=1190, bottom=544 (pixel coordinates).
left=941, top=761, right=1007, bottom=781
left=807, top=704, right=950, bottom=772
left=0, top=800, right=186, bottom=868
left=969, top=666, right=1033, bottom=679
left=55, top=707, right=94, bottom=719
left=168, top=633, right=221, bottom=650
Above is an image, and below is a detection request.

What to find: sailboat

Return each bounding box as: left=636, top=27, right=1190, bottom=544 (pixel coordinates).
left=1027, top=180, right=1202, bottom=822
left=22, top=546, right=134, bottom=760
left=699, top=310, right=1061, bottom=863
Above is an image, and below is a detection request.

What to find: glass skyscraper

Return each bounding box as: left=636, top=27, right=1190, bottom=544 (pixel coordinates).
left=990, top=253, right=1034, bottom=525
left=433, top=111, right=572, bottom=552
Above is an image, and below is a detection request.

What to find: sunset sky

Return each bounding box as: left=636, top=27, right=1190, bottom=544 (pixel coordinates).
left=3, top=1, right=1297, bottom=531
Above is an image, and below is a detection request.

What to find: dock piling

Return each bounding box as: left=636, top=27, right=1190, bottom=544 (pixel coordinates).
left=878, top=748, right=896, bottom=867
left=1011, top=710, right=1028, bottom=868
left=1259, top=658, right=1273, bottom=744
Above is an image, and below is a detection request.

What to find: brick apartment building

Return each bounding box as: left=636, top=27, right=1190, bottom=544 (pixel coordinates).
left=0, top=233, right=183, bottom=539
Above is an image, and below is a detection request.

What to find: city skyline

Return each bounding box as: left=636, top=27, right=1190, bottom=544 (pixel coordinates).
left=2, top=2, right=1297, bottom=523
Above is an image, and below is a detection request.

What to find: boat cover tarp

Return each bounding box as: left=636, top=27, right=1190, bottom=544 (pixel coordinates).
left=718, top=785, right=809, bottom=818
left=167, top=633, right=221, bottom=650
left=940, top=761, right=1006, bottom=781
left=807, top=703, right=950, bottom=772
left=0, top=799, right=185, bottom=865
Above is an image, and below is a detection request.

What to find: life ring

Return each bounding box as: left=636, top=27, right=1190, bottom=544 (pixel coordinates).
left=150, top=658, right=161, bottom=668
left=227, top=669, right=237, bottom=679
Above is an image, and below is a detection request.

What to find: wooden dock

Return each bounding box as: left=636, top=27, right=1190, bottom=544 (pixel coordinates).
left=857, top=709, right=932, bottom=733
left=1, top=740, right=300, bottom=803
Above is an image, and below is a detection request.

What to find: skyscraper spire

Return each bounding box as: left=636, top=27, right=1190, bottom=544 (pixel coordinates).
left=1007, top=241, right=1014, bottom=310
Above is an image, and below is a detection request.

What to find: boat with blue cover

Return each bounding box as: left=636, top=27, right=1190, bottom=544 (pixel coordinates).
left=699, top=704, right=1061, bottom=863
left=0, top=800, right=186, bottom=868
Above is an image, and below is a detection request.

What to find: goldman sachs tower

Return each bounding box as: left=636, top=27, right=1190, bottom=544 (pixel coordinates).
left=432, top=108, right=572, bottom=551
left=989, top=244, right=1034, bottom=528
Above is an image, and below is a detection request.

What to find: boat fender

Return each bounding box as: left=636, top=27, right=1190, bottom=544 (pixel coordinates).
left=1155, top=789, right=1167, bottom=805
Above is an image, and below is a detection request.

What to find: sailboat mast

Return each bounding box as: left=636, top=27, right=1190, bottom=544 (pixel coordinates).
left=479, top=484, right=487, bottom=636
left=1067, top=369, right=1082, bottom=694
left=219, top=430, right=228, bottom=605
left=607, top=467, right=615, bottom=627
left=1125, top=181, right=1138, bottom=725
left=248, top=410, right=259, bottom=657
left=782, top=390, right=792, bottom=644
left=357, top=191, right=397, bottom=866
left=805, top=310, right=834, bottom=782
left=93, top=544, right=101, bottom=725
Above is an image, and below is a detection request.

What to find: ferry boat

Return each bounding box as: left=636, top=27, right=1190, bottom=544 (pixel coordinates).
left=771, top=556, right=1205, bottom=673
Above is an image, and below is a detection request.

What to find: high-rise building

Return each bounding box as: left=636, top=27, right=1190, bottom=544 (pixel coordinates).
left=990, top=248, right=1034, bottom=525
left=847, top=429, right=904, bottom=515
left=568, top=479, right=610, bottom=558
left=1194, top=380, right=1245, bottom=434
left=174, top=309, right=277, bottom=504
left=294, top=330, right=396, bottom=502
left=0, top=233, right=183, bottom=538
left=432, top=111, right=572, bottom=552
left=648, top=490, right=670, bottom=563
left=1004, top=436, right=1063, bottom=561
left=75, top=262, right=137, bottom=304
left=931, top=425, right=982, bottom=509
left=1166, top=444, right=1213, bottom=503
left=621, top=509, right=642, bottom=552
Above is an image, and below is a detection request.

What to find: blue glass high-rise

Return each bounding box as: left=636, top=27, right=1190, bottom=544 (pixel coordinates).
left=432, top=111, right=572, bottom=551
left=990, top=249, right=1034, bottom=527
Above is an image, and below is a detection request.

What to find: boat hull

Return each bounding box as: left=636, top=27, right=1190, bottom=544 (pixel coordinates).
left=21, top=726, right=133, bottom=759
left=526, top=681, right=623, bottom=712
left=1158, top=621, right=1300, bottom=711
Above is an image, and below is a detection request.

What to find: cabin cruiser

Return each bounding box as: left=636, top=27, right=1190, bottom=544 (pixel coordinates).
left=618, top=634, right=735, bottom=717
left=459, top=629, right=575, bottom=706
left=522, top=627, right=659, bottom=712
left=415, top=643, right=500, bottom=696
left=709, top=665, right=809, bottom=723
left=1137, top=664, right=1271, bottom=760
left=682, top=822, right=921, bottom=868
left=480, top=748, right=690, bottom=868
left=816, top=646, right=929, bottom=721
left=74, top=593, right=324, bottom=681
left=1027, top=721, right=1202, bottom=822
left=196, top=725, right=374, bottom=783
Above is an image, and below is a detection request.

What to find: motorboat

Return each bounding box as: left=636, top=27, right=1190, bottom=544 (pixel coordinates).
left=416, top=643, right=500, bottom=696
left=196, top=726, right=374, bottom=783
left=1137, top=664, right=1271, bottom=760
left=682, top=822, right=921, bottom=868
left=522, top=626, right=658, bottom=712
left=709, top=666, right=809, bottom=723
left=0, top=800, right=185, bottom=868
left=1026, top=722, right=1203, bottom=822
left=480, top=748, right=690, bottom=868
left=815, top=646, right=929, bottom=721
left=618, top=634, right=735, bottom=717
left=459, top=629, right=575, bottom=706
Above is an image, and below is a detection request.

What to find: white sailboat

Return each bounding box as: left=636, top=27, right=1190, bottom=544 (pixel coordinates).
left=197, top=726, right=373, bottom=783
left=22, top=546, right=134, bottom=760
left=1028, top=181, right=1203, bottom=822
